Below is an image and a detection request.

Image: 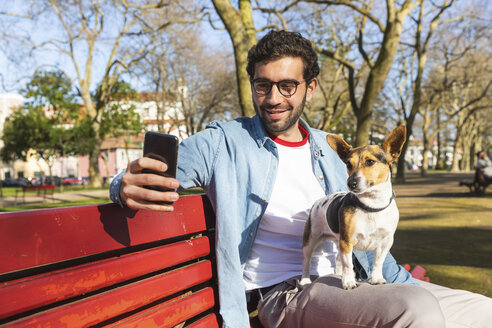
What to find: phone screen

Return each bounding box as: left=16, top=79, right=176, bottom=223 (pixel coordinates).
left=142, top=131, right=179, bottom=195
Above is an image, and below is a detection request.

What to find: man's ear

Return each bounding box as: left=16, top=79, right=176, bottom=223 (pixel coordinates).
left=382, top=126, right=407, bottom=163
left=326, top=134, right=351, bottom=162
left=305, top=78, right=318, bottom=102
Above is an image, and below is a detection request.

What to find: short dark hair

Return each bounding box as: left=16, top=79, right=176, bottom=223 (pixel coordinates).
left=246, top=30, right=320, bottom=81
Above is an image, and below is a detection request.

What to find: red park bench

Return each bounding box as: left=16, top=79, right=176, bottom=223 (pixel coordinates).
left=0, top=194, right=222, bottom=328
left=0, top=194, right=430, bottom=327
left=14, top=184, right=56, bottom=205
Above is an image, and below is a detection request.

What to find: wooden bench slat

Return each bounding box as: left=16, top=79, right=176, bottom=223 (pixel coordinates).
left=107, top=287, right=215, bottom=328
left=185, top=314, right=220, bottom=328
left=4, top=260, right=213, bottom=327
left=0, top=236, right=211, bottom=318
left=0, top=195, right=212, bottom=275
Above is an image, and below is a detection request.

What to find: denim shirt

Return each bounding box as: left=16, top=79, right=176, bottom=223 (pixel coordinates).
left=110, top=115, right=416, bottom=328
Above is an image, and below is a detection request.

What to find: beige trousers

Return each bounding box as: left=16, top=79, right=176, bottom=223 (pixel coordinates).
left=257, top=275, right=492, bottom=328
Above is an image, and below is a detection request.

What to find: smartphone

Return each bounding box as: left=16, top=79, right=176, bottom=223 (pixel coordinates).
left=142, top=131, right=179, bottom=203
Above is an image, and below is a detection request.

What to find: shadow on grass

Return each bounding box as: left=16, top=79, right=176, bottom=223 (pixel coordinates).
left=392, top=226, right=492, bottom=269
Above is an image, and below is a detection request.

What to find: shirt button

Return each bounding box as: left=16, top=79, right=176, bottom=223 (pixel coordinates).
left=250, top=232, right=254, bottom=237
left=315, top=152, right=320, bottom=157
left=319, top=176, right=324, bottom=180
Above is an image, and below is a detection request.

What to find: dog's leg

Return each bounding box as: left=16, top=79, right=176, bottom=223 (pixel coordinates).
left=369, top=237, right=393, bottom=285
left=339, top=242, right=358, bottom=289
left=300, top=234, right=321, bottom=286
left=335, top=252, right=342, bottom=276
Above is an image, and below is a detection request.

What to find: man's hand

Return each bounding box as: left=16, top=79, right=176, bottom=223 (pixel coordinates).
left=120, top=157, right=180, bottom=211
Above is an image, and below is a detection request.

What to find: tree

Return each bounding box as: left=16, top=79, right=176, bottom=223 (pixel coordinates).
left=132, top=27, right=239, bottom=136
left=391, top=0, right=456, bottom=179
left=299, top=0, right=422, bottom=146
left=210, top=0, right=257, bottom=117
left=96, top=81, right=145, bottom=182
left=1, top=70, right=79, bottom=184
left=420, top=15, right=492, bottom=173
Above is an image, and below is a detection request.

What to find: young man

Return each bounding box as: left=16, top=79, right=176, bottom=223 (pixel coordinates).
left=111, top=31, right=491, bottom=328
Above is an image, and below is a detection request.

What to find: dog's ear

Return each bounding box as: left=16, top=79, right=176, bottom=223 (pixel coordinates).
left=382, top=126, right=407, bottom=163
left=326, top=134, right=352, bottom=162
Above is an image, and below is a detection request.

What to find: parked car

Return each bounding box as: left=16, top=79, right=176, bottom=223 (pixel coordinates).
left=44, top=176, right=62, bottom=186
left=1, top=179, right=19, bottom=187
left=16, top=178, right=30, bottom=186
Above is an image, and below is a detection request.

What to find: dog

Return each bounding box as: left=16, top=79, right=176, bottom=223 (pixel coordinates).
left=300, top=126, right=406, bottom=290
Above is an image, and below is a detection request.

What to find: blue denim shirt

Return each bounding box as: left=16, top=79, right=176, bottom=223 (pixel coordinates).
left=110, top=115, right=416, bottom=328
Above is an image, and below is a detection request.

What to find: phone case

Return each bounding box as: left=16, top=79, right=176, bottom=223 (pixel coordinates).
left=142, top=132, right=179, bottom=202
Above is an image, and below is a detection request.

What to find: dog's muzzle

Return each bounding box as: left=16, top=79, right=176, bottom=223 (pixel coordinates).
left=347, top=174, right=359, bottom=191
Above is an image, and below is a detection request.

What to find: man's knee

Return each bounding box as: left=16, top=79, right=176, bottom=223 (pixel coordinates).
left=386, top=284, right=445, bottom=328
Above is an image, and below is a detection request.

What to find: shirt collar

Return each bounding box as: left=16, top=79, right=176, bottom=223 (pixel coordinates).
left=253, top=115, right=316, bottom=149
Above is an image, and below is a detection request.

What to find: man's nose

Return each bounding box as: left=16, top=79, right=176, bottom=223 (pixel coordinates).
left=265, top=84, right=283, bottom=104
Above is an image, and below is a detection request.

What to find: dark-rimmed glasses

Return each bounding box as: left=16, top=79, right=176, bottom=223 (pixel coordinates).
left=252, top=79, right=306, bottom=97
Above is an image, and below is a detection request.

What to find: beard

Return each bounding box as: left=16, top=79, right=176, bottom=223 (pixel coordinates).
left=254, top=91, right=307, bottom=134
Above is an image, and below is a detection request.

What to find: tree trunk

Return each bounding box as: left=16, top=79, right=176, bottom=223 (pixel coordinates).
left=421, top=133, right=429, bottom=177
left=354, top=4, right=413, bottom=146
left=450, top=133, right=461, bottom=172
left=212, top=0, right=257, bottom=117
left=83, top=90, right=103, bottom=187
left=88, top=139, right=103, bottom=188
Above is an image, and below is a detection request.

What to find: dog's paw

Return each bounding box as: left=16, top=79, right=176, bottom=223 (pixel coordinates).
left=300, top=278, right=312, bottom=286
left=369, top=277, right=386, bottom=285
left=343, top=281, right=359, bottom=290
left=342, top=278, right=359, bottom=290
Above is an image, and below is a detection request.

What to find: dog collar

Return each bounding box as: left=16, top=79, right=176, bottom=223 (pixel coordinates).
left=348, top=191, right=395, bottom=212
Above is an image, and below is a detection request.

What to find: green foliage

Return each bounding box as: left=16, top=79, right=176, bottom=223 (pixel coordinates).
left=1, top=106, right=47, bottom=161
left=70, top=117, right=97, bottom=155
left=95, top=80, right=144, bottom=139
left=1, top=70, right=79, bottom=164
left=22, top=70, right=79, bottom=121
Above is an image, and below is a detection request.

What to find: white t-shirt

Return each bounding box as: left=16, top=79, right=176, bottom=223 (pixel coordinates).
left=243, top=131, right=337, bottom=290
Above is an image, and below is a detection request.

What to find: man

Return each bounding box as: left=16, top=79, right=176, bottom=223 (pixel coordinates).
left=111, top=31, right=491, bottom=328
left=476, top=151, right=492, bottom=181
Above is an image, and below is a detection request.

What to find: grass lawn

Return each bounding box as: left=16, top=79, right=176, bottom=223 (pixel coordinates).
left=0, top=197, right=111, bottom=212
left=392, top=171, right=492, bottom=297
left=0, top=185, right=104, bottom=197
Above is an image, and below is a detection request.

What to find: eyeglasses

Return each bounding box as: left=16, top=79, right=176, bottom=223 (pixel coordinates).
left=252, top=79, right=306, bottom=97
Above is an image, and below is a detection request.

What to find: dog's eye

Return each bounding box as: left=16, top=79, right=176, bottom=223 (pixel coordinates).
left=365, top=159, right=375, bottom=166
left=346, top=162, right=353, bottom=170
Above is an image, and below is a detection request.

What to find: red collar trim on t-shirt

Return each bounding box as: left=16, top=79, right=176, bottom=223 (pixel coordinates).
left=268, top=126, right=309, bottom=147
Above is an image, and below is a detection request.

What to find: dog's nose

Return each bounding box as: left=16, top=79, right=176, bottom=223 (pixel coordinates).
left=347, top=175, right=358, bottom=190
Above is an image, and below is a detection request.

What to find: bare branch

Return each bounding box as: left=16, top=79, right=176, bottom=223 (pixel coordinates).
left=121, top=0, right=171, bottom=10
left=357, top=30, right=373, bottom=68
left=302, top=0, right=385, bottom=32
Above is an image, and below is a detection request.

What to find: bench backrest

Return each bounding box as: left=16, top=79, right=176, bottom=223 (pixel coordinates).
left=22, top=184, right=56, bottom=191
left=0, top=194, right=220, bottom=327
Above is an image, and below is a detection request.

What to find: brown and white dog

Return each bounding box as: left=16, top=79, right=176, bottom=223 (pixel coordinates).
left=300, top=126, right=407, bottom=290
